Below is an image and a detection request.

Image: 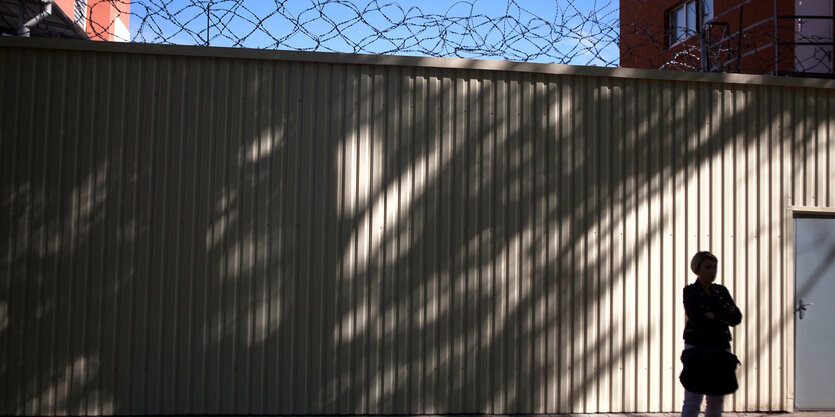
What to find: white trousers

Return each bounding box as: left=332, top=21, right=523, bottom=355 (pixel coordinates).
left=681, top=390, right=724, bottom=417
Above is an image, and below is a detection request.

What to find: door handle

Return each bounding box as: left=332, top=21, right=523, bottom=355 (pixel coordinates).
left=796, top=297, right=816, bottom=320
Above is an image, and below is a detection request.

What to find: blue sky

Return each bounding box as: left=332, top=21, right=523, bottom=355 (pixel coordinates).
left=128, top=0, right=620, bottom=66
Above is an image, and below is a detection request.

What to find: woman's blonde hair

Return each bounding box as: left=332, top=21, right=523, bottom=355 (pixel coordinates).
left=690, top=251, right=718, bottom=274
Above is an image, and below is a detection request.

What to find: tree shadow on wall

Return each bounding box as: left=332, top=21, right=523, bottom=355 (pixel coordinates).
left=0, top=45, right=824, bottom=415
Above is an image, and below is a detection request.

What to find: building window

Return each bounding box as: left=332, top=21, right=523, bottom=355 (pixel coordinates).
left=668, top=0, right=713, bottom=46
left=74, top=0, right=87, bottom=28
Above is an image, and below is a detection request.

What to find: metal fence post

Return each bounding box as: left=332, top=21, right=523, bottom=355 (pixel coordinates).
left=699, top=0, right=709, bottom=71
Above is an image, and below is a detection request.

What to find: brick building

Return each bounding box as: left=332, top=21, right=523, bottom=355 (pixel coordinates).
left=620, top=0, right=834, bottom=75
left=0, top=0, right=130, bottom=41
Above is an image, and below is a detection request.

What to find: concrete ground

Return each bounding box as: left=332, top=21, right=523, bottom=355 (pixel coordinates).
left=300, top=411, right=835, bottom=416
left=503, top=413, right=835, bottom=417
left=435, top=413, right=835, bottom=417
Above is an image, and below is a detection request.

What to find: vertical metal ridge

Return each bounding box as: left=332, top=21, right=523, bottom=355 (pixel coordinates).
left=772, top=90, right=784, bottom=412
left=609, top=76, right=624, bottom=414
left=622, top=77, right=636, bottom=412
left=139, top=52, right=158, bottom=415
left=171, top=54, right=189, bottom=413
left=659, top=79, right=674, bottom=413
left=253, top=58, right=264, bottom=413
left=0, top=48, right=15, bottom=416
left=24, top=48, right=41, bottom=417
left=465, top=71, right=478, bottom=413
left=317, top=62, right=333, bottom=415
left=178, top=55, right=197, bottom=414
left=31, top=48, right=50, bottom=417
left=597, top=76, right=611, bottom=413
left=671, top=80, right=685, bottom=413
left=592, top=75, right=604, bottom=414
left=89, top=49, right=107, bottom=415
left=745, top=83, right=758, bottom=411
left=296, top=60, right=313, bottom=414
left=101, top=50, right=124, bottom=417
left=15, top=46, right=35, bottom=416
left=257, top=59, right=272, bottom=415
left=194, top=56, right=209, bottom=414
left=380, top=64, right=396, bottom=415
left=162, top=54, right=178, bottom=413
left=93, top=51, right=113, bottom=416
left=328, top=62, right=346, bottom=416
left=62, top=50, right=81, bottom=415
left=123, top=52, right=139, bottom=414
left=117, top=52, right=133, bottom=415
left=153, top=54, right=171, bottom=414
left=342, top=61, right=357, bottom=415
left=39, top=50, right=63, bottom=417
left=416, top=67, right=428, bottom=415
left=229, top=57, right=244, bottom=414
left=649, top=77, right=659, bottom=412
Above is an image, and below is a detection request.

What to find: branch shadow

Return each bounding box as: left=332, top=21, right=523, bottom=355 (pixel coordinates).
left=0, top=43, right=830, bottom=415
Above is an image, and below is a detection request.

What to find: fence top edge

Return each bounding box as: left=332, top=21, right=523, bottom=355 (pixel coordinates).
left=3, top=36, right=835, bottom=90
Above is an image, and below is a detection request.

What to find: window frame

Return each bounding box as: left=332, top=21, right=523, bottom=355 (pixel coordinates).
left=74, top=0, right=88, bottom=29
left=667, top=0, right=714, bottom=48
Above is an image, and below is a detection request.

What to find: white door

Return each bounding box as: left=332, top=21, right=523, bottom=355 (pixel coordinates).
left=794, top=0, right=834, bottom=73
left=794, top=215, right=835, bottom=410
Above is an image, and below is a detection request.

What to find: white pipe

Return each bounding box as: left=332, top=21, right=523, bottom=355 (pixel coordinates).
left=18, top=0, right=53, bottom=37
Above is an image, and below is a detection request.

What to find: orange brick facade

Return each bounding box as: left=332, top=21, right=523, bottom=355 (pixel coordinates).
left=53, top=0, right=130, bottom=41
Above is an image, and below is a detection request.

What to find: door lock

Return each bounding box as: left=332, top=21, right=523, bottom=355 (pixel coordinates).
left=796, top=297, right=816, bottom=320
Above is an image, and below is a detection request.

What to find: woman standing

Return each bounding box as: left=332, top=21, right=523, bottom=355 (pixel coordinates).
left=681, top=251, right=742, bottom=417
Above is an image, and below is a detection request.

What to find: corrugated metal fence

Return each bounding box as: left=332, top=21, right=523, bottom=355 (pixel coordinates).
left=1, top=38, right=834, bottom=415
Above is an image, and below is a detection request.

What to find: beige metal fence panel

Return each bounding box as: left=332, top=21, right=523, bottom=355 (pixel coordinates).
left=2, top=37, right=835, bottom=415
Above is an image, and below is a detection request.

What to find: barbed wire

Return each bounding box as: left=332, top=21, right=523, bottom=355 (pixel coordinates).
left=125, top=0, right=620, bottom=66
left=3, top=0, right=833, bottom=75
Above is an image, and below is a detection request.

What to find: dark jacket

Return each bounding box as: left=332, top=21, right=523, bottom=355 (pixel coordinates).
left=683, top=282, right=742, bottom=350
